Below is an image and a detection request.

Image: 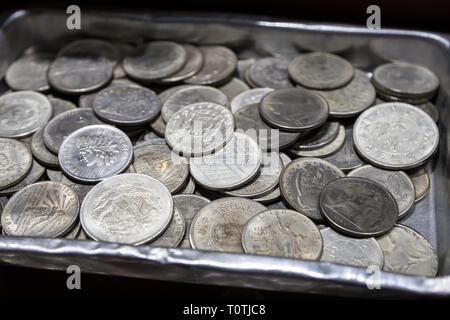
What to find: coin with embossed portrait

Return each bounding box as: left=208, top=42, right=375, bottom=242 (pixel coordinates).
left=247, top=58, right=293, bottom=89
left=6, top=53, right=52, bottom=92
left=0, top=138, right=32, bottom=190
left=149, top=208, right=185, bottom=248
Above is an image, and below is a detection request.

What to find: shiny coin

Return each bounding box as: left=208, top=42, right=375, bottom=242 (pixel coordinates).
left=189, top=197, right=266, bottom=252
left=31, top=127, right=59, bottom=167
left=80, top=173, right=173, bottom=245
left=230, top=87, right=273, bottom=114
left=5, top=53, right=52, bottom=92
left=377, top=225, right=438, bottom=277
left=407, top=167, right=430, bottom=203
left=1, top=181, right=79, bottom=237
left=280, top=158, right=344, bottom=221
left=242, top=209, right=322, bottom=259
left=179, top=177, right=196, bottom=194
left=293, top=122, right=340, bottom=151
left=260, top=88, right=329, bottom=132
left=288, top=52, right=354, bottom=89
left=60, top=175, right=94, bottom=203
left=218, top=77, right=250, bottom=102
left=353, top=102, right=439, bottom=170
left=165, top=102, right=234, bottom=156
left=247, top=58, right=293, bottom=89
left=0, top=138, right=32, bottom=190
left=48, top=97, right=77, bottom=117
left=149, top=208, right=185, bottom=247
left=0, top=160, right=45, bottom=196
left=320, top=177, right=398, bottom=237
left=0, top=91, right=52, bottom=138
left=190, top=133, right=261, bottom=191
left=46, top=169, right=63, bottom=182
left=291, top=125, right=345, bottom=158
left=320, top=227, right=384, bottom=268
left=159, top=44, right=204, bottom=83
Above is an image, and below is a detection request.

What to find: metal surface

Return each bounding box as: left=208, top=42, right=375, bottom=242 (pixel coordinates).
left=0, top=9, right=449, bottom=297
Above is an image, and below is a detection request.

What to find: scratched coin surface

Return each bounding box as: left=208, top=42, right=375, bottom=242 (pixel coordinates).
left=348, top=164, right=415, bottom=219
left=159, top=44, right=204, bottom=83
left=242, top=209, right=322, bottom=260
left=31, top=127, right=59, bottom=167
left=288, top=52, right=354, bottom=89
left=1, top=181, right=79, bottom=237
left=247, top=58, right=293, bottom=89
left=165, top=102, right=234, bottom=156
left=149, top=208, right=185, bottom=248
left=320, top=227, right=384, bottom=268
left=0, top=138, right=32, bottom=190
left=291, top=125, right=345, bottom=158
left=0, top=91, right=52, bottom=138
left=189, top=197, right=266, bottom=252
left=260, top=88, right=329, bottom=132
left=280, top=158, right=344, bottom=221
left=190, top=133, right=261, bottom=191
left=5, top=53, right=52, bottom=92
left=353, top=102, right=439, bottom=170
left=0, top=160, right=45, bottom=196
left=230, top=87, right=273, bottom=114
left=59, top=125, right=133, bottom=183
left=133, top=141, right=189, bottom=194
left=320, top=177, right=398, bottom=237
left=218, top=77, right=250, bottom=102
left=293, top=122, right=340, bottom=151
left=407, top=167, right=430, bottom=202
left=377, top=225, right=438, bottom=277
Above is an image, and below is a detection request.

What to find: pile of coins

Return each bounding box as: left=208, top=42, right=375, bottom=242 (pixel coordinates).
left=0, top=37, right=440, bottom=277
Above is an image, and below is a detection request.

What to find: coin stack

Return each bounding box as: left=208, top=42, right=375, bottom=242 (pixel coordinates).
left=0, top=36, right=440, bottom=277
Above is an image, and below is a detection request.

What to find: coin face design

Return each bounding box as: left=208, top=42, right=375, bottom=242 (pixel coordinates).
left=353, top=102, right=439, bottom=170
left=80, top=173, right=173, bottom=245
left=230, top=87, right=273, bottom=114
left=406, top=167, right=430, bottom=202
left=377, top=225, right=438, bottom=277
left=159, top=44, right=204, bottom=83
left=165, top=102, right=234, bottom=156
left=189, top=197, right=266, bottom=252
left=242, top=209, right=323, bottom=260
left=0, top=138, right=32, bottom=190
left=31, top=127, right=59, bottom=167
left=247, top=58, right=293, bottom=89
left=59, top=125, right=133, bottom=183
left=319, top=177, right=398, bottom=237
left=0, top=91, right=52, bottom=138
left=0, top=160, right=45, bottom=196
left=1, top=181, right=79, bottom=237
left=6, top=53, right=52, bottom=92
left=149, top=208, right=186, bottom=248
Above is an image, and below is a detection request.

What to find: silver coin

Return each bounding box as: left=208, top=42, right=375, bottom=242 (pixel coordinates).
left=320, top=227, right=384, bottom=268
left=48, top=97, right=77, bottom=117
left=234, top=103, right=301, bottom=151
left=189, top=197, right=266, bottom=252
left=184, top=46, right=237, bottom=86
left=60, top=175, right=94, bottom=203
left=348, top=164, right=415, bottom=219
left=293, top=122, right=340, bottom=151
left=65, top=222, right=81, bottom=239
left=353, top=102, right=439, bottom=170
left=179, top=177, right=196, bottom=194
left=77, top=228, right=88, bottom=240
left=375, top=90, right=430, bottom=105
left=280, top=158, right=345, bottom=221
left=242, top=209, right=322, bottom=259
left=31, top=127, right=59, bottom=167
left=1, top=181, right=79, bottom=237
left=5, top=53, right=52, bottom=92
left=237, top=58, right=256, bottom=81
left=288, top=52, right=354, bottom=89
left=314, top=69, right=375, bottom=118
left=0, top=91, right=52, bottom=138
left=149, top=115, right=166, bottom=138
left=123, top=41, right=187, bottom=82
left=377, top=225, right=438, bottom=277
left=190, top=132, right=261, bottom=191
left=0, top=138, right=32, bottom=190
left=165, top=102, right=234, bottom=157
left=230, top=87, right=273, bottom=114
left=93, top=85, right=161, bottom=125
left=80, top=173, right=173, bottom=245
left=161, top=85, right=228, bottom=123
left=218, top=77, right=250, bottom=102
left=247, top=58, right=293, bottom=89
left=133, top=141, right=189, bottom=194
left=158, top=84, right=194, bottom=104
left=416, top=101, right=439, bottom=123
left=406, top=167, right=430, bottom=203
left=46, top=169, right=63, bottom=182
left=159, top=44, right=204, bottom=83
left=44, top=108, right=106, bottom=154
left=290, top=125, right=345, bottom=158
left=293, top=33, right=353, bottom=54
left=320, top=177, right=398, bottom=237
left=259, top=88, right=329, bottom=132
left=149, top=208, right=185, bottom=248
left=0, top=160, right=45, bottom=196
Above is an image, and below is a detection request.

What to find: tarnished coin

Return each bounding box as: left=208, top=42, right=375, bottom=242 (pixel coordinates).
left=247, top=58, right=293, bottom=89
left=0, top=91, right=52, bottom=138
left=353, top=102, right=439, bottom=170
left=314, top=69, right=375, bottom=118
left=123, top=41, right=187, bottom=82
left=93, top=85, right=161, bottom=125
left=1, top=181, right=79, bottom=237
left=189, top=197, right=266, bottom=252
left=5, top=53, right=52, bottom=92
left=320, top=177, right=398, bottom=237
left=416, top=101, right=439, bottom=123
left=179, top=177, right=196, bottom=194
left=165, top=102, right=234, bottom=156
left=242, top=209, right=322, bottom=260
left=407, top=167, right=430, bottom=203
left=260, top=88, right=329, bottom=132
left=185, top=46, right=237, bottom=86
left=48, top=97, right=77, bottom=117
left=161, top=85, right=228, bottom=123
left=46, top=169, right=63, bottom=182
left=293, top=122, right=340, bottom=151
left=133, top=141, right=189, bottom=194
left=291, top=125, right=345, bottom=158
left=280, top=158, right=345, bottom=221
left=190, top=133, right=261, bottom=191
left=288, top=52, right=354, bottom=89
left=80, top=173, right=173, bottom=245
left=320, top=227, right=384, bottom=268
left=218, top=77, right=250, bottom=102
left=44, top=108, right=106, bottom=154
left=377, top=225, right=438, bottom=277
left=59, top=125, right=133, bottom=183
left=348, top=164, right=415, bottom=219
left=0, top=160, right=45, bottom=196
left=60, top=175, right=94, bottom=203
left=159, top=44, right=204, bottom=83
left=0, top=138, right=32, bottom=190
left=149, top=208, right=185, bottom=248
left=230, top=87, right=273, bottom=114
left=31, top=127, right=59, bottom=167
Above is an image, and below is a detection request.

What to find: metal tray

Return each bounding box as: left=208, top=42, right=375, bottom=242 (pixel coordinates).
left=0, top=9, right=449, bottom=297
